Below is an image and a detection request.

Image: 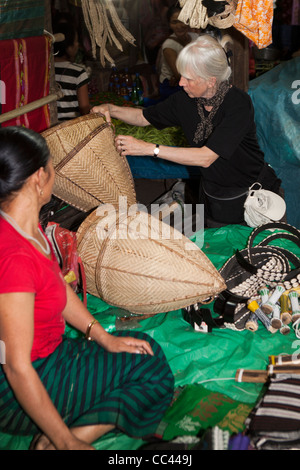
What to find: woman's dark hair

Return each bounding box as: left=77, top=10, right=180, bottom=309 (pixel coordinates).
left=53, top=22, right=77, bottom=58
left=0, top=126, right=50, bottom=203
left=167, top=6, right=181, bottom=24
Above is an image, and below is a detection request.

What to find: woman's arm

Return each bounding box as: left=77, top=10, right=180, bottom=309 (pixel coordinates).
left=115, top=134, right=219, bottom=168
left=77, top=83, right=90, bottom=115
left=163, top=47, right=181, bottom=83
left=62, top=284, right=154, bottom=355
left=91, top=103, right=151, bottom=127
left=0, top=292, right=92, bottom=450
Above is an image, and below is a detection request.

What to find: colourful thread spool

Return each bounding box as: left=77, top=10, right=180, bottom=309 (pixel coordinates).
left=258, top=285, right=269, bottom=305
left=280, top=324, right=291, bottom=335
left=261, top=284, right=286, bottom=315
left=247, top=300, right=277, bottom=333
left=245, top=312, right=259, bottom=332
left=280, top=294, right=292, bottom=325
left=271, top=304, right=282, bottom=330
left=289, top=290, right=300, bottom=322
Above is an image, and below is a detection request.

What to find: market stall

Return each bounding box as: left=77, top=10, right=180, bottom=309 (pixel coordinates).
left=1, top=223, right=300, bottom=450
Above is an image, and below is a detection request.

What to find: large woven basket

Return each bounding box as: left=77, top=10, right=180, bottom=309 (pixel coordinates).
left=41, top=114, right=136, bottom=212
left=76, top=205, right=226, bottom=314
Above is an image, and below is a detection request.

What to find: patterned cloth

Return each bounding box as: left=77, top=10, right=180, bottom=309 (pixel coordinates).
left=0, top=35, right=51, bottom=132
left=0, top=332, right=174, bottom=440
left=246, top=374, right=300, bottom=449
left=234, top=0, right=274, bottom=48
left=0, top=0, right=44, bottom=40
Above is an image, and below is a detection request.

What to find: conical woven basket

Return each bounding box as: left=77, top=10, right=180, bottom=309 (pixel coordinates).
left=76, top=205, right=226, bottom=314
left=41, top=114, right=136, bottom=212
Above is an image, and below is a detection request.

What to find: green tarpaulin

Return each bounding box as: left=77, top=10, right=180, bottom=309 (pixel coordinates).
left=0, top=225, right=299, bottom=450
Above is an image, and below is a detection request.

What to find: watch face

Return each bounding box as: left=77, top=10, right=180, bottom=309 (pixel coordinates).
left=154, top=148, right=159, bottom=155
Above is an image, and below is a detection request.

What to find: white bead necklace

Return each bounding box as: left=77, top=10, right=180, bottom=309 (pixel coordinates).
left=0, top=209, right=51, bottom=256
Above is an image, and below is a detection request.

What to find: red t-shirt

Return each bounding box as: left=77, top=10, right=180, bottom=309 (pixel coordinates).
left=0, top=218, right=67, bottom=361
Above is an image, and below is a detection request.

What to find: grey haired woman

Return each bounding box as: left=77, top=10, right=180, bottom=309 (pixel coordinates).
left=92, top=34, right=281, bottom=227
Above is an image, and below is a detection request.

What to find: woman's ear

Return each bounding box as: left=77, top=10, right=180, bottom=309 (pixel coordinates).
left=208, top=76, right=217, bottom=89
left=31, top=167, right=47, bottom=195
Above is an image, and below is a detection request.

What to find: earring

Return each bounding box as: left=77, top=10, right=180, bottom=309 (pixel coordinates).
left=40, top=190, right=44, bottom=196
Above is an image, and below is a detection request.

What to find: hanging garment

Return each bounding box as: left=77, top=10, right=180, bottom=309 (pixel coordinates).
left=0, top=0, right=45, bottom=40
left=0, top=35, right=51, bottom=132
left=233, top=0, right=274, bottom=48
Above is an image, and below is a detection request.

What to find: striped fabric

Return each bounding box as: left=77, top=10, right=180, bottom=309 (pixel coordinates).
left=0, top=331, right=174, bottom=440
left=55, top=61, right=89, bottom=121
left=247, top=374, right=300, bottom=449
left=0, top=1, right=44, bottom=40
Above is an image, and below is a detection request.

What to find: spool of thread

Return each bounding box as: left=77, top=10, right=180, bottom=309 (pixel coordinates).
left=247, top=300, right=277, bottom=333
left=271, top=304, right=282, bottom=330
left=268, top=354, right=300, bottom=366
left=235, top=368, right=268, bottom=383
left=289, top=290, right=300, bottom=322
left=258, top=285, right=269, bottom=304
left=261, top=284, right=286, bottom=315
left=280, top=294, right=292, bottom=325
left=280, top=324, right=291, bottom=335
left=245, top=312, right=259, bottom=332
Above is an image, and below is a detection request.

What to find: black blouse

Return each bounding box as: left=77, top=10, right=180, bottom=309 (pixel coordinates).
left=143, top=86, right=267, bottom=190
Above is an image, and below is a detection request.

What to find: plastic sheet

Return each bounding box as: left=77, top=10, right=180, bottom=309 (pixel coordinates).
left=1, top=225, right=299, bottom=450
left=248, top=57, right=300, bottom=229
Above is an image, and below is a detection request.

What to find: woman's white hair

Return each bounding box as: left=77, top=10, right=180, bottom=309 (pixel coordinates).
left=176, top=34, right=232, bottom=85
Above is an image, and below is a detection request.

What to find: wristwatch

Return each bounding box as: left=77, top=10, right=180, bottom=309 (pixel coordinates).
left=153, top=144, right=160, bottom=158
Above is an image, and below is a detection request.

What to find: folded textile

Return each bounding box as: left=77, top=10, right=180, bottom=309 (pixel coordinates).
left=246, top=374, right=300, bottom=449
left=0, top=35, right=51, bottom=132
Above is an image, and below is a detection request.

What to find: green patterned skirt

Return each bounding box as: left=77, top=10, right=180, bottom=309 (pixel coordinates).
left=0, top=331, right=174, bottom=439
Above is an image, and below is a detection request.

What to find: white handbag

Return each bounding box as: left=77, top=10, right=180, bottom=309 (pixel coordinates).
left=244, top=183, right=286, bottom=228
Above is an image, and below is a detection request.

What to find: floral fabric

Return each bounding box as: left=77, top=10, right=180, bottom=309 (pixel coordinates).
left=233, top=0, right=274, bottom=48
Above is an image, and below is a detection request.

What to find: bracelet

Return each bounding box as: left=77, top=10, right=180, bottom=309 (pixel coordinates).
left=85, top=319, right=99, bottom=341
left=153, top=144, right=160, bottom=158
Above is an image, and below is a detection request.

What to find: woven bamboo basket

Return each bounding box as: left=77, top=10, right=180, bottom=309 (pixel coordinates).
left=76, top=205, right=226, bottom=314
left=41, top=114, right=136, bottom=212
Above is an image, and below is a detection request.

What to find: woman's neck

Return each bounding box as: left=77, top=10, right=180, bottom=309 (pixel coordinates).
left=174, top=33, right=190, bottom=46
left=1, top=199, right=40, bottom=237
left=54, top=55, right=70, bottom=62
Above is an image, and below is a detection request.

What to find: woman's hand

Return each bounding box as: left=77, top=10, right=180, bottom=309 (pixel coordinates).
left=99, top=331, right=154, bottom=356
left=31, top=433, right=95, bottom=450
left=91, top=104, right=112, bottom=123
left=115, top=134, right=154, bottom=157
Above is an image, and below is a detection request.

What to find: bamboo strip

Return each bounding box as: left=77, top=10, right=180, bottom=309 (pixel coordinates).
left=235, top=369, right=268, bottom=383
left=269, top=354, right=300, bottom=366
left=236, top=365, right=300, bottom=383
left=0, top=92, right=63, bottom=124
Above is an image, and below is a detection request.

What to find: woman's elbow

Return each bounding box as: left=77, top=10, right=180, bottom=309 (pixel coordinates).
left=2, top=357, right=32, bottom=382
left=200, top=150, right=219, bottom=168
left=201, top=159, right=212, bottom=168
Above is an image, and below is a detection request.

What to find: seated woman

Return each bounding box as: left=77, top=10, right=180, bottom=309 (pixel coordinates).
left=0, top=126, right=174, bottom=450
left=158, top=6, right=199, bottom=100
left=53, top=22, right=91, bottom=121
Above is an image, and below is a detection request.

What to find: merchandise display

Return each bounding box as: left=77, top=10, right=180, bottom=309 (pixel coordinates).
left=1, top=224, right=300, bottom=450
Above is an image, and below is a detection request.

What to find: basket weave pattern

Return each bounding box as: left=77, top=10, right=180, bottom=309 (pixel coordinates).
left=42, top=114, right=136, bottom=212
left=76, top=206, right=226, bottom=314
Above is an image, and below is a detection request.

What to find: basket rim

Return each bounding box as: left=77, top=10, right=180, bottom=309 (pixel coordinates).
left=41, top=113, right=105, bottom=137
